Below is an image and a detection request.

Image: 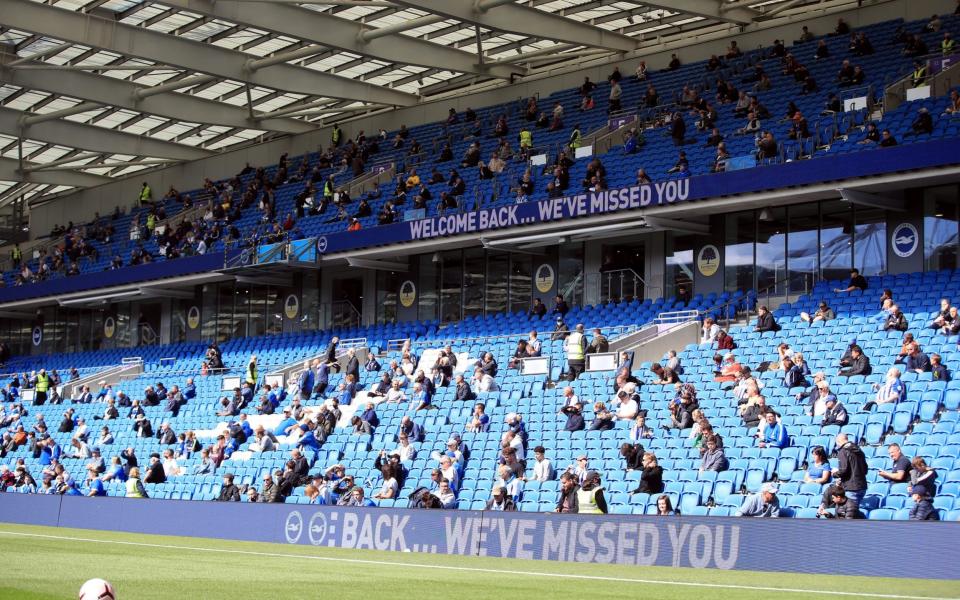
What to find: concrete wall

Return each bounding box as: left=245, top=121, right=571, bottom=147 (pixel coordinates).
left=25, top=0, right=953, bottom=237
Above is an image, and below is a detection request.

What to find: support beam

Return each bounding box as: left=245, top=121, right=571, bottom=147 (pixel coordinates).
left=642, top=216, right=710, bottom=235
left=390, top=0, right=639, bottom=51
left=258, top=103, right=386, bottom=120
left=152, top=0, right=519, bottom=79
left=626, top=0, right=756, bottom=25
left=360, top=14, right=445, bottom=41
left=20, top=152, right=101, bottom=173
left=0, top=157, right=112, bottom=188
left=20, top=102, right=103, bottom=126
left=0, top=58, right=315, bottom=134
left=2, top=0, right=419, bottom=107
left=31, top=159, right=175, bottom=172
left=838, top=188, right=906, bottom=212
left=0, top=107, right=212, bottom=161
left=486, top=43, right=577, bottom=65
left=7, top=42, right=72, bottom=67
left=345, top=257, right=409, bottom=271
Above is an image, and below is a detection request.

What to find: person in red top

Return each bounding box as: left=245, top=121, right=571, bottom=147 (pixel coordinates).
left=714, top=352, right=742, bottom=383
left=716, top=329, right=736, bottom=350
left=347, top=218, right=361, bottom=232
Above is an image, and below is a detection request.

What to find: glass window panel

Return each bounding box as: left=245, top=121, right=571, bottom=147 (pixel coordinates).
left=440, top=250, right=462, bottom=323
left=418, top=255, right=439, bottom=323
left=463, top=248, right=486, bottom=318
left=486, top=252, right=509, bottom=316
left=757, top=207, right=787, bottom=294
left=788, top=204, right=819, bottom=293
left=924, top=186, right=959, bottom=271
left=558, top=243, right=584, bottom=307
left=301, top=274, right=319, bottom=332
left=665, top=233, right=695, bottom=300
left=376, top=271, right=400, bottom=324
left=202, top=284, right=219, bottom=342
left=854, top=206, right=887, bottom=277
left=820, top=200, right=853, bottom=282
left=170, top=301, right=186, bottom=344
left=509, top=254, right=532, bottom=313
left=217, top=283, right=235, bottom=342
left=725, top=211, right=755, bottom=293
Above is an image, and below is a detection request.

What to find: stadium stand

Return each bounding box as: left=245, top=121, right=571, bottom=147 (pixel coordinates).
left=5, top=11, right=960, bottom=287
left=1, top=0, right=960, bottom=527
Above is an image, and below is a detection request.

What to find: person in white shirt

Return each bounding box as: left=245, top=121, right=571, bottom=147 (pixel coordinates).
left=432, top=479, right=458, bottom=508
left=473, top=367, right=497, bottom=392
left=559, top=386, right=580, bottom=412
left=527, top=330, right=542, bottom=356
left=438, top=455, right=460, bottom=491
left=162, top=449, right=182, bottom=477
left=384, top=380, right=406, bottom=404
left=616, top=392, right=639, bottom=420
left=494, top=465, right=523, bottom=500
left=530, top=446, right=554, bottom=482
left=701, top=317, right=720, bottom=344
left=390, top=434, right=417, bottom=463
left=665, top=350, right=682, bottom=374
left=504, top=429, right=525, bottom=462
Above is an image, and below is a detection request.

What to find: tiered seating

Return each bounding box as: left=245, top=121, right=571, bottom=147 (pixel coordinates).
left=8, top=12, right=960, bottom=288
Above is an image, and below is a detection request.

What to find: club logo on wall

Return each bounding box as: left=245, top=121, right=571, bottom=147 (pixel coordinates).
left=399, top=280, right=417, bottom=308
left=697, top=245, right=720, bottom=277
left=284, top=511, right=303, bottom=544
left=891, top=223, right=919, bottom=258
left=103, top=316, right=116, bottom=339
left=31, top=326, right=42, bottom=347
left=187, top=306, right=201, bottom=330
left=534, top=264, right=555, bottom=294
left=284, top=294, right=300, bottom=320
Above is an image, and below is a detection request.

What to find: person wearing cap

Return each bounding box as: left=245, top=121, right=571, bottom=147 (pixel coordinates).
left=551, top=316, right=570, bottom=341
left=800, top=301, right=835, bottom=325
left=485, top=486, right=516, bottom=511
left=834, top=268, right=868, bottom=294
left=821, top=395, right=848, bottom=426
left=565, top=324, right=587, bottom=381
left=909, top=485, right=939, bottom=520
left=818, top=484, right=863, bottom=519
left=142, top=452, right=166, bottom=484
left=736, top=483, right=780, bottom=517
left=561, top=402, right=585, bottom=432
left=576, top=470, right=607, bottom=514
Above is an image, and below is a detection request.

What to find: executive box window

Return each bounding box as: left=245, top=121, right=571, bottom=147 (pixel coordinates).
left=924, top=186, right=959, bottom=271
left=725, top=211, right=755, bottom=293
left=665, top=233, right=694, bottom=300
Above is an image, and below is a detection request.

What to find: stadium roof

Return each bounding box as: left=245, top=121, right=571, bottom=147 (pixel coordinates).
left=0, top=0, right=837, bottom=208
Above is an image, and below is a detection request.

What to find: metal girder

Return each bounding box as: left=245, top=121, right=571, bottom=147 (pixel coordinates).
left=390, top=0, right=639, bottom=51
left=0, top=57, right=315, bottom=134
left=2, top=0, right=418, bottom=107
left=0, top=157, right=111, bottom=188
left=838, top=188, right=906, bottom=212
left=156, top=0, right=519, bottom=79
left=643, top=216, right=710, bottom=235
left=345, top=257, right=409, bottom=271
left=0, top=107, right=211, bottom=161
left=631, top=0, right=756, bottom=25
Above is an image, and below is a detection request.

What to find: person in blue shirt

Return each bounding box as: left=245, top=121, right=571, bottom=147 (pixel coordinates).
left=313, top=360, right=329, bottom=398
left=183, top=377, right=197, bottom=400
left=298, top=362, right=315, bottom=401
left=735, top=483, right=781, bottom=517
left=410, top=382, right=433, bottom=411
left=192, top=449, right=216, bottom=475
left=237, top=414, right=254, bottom=440
left=336, top=375, right=358, bottom=406
left=360, top=402, right=380, bottom=430
left=84, top=467, right=106, bottom=497
left=758, top=412, right=789, bottom=448
left=274, top=408, right=298, bottom=437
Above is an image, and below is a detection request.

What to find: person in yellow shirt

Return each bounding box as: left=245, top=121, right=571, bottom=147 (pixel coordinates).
left=405, top=168, right=421, bottom=191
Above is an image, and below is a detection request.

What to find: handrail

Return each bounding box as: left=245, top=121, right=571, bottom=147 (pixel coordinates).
left=591, top=268, right=662, bottom=303
left=401, top=323, right=642, bottom=351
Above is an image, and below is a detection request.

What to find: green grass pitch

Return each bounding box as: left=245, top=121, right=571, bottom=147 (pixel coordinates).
left=0, top=523, right=956, bottom=600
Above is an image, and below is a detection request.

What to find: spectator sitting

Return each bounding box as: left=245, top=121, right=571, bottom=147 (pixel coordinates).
left=877, top=443, right=912, bottom=484
left=485, top=486, right=516, bottom=511
left=835, top=268, right=868, bottom=293
left=838, top=345, right=871, bottom=377
left=755, top=305, right=779, bottom=333
left=907, top=107, right=934, bottom=136
left=615, top=392, right=639, bottom=420
left=589, top=401, right=615, bottom=431
left=909, top=456, right=938, bottom=496
left=700, top=317, right=720, bottom=344
left=883, top=305, right=908, bottom=332
left=805, top=446, right=833, bottom=485
left=904, top=342, right=931, bottom=374
left=909, top=484, right=939, bottom=520
left=931, top=354, right=950, bottom=381
left=800, top=301, right=835, bottom=325
left=758, top=412, right=789, bottom=448
left=630, top=414, right=654, bottom=442
left=466, top=402, right=489, bottom=433
left=716, top=329, right=736, bottom=350
left=819, top=484, right=864, bottom=519
left=561, top=402, right=585, bottom=432
left=863, top=367, right=905, bottom=412
left=629, top=452, right=664, bottom=494
left=715, top=353, right=742, bottom=383
left=782, top=356, right=808, bottom=389
left=879, top=129, right=898, bottom=147
left=699, top=437, right=728, bottom=473
left=821, top=396, right=848, bottom=426
left=858, top=122, right=880, bottom=144
left=529, top=446, right=554, bottom=482
left=735, top=482, right=780, bottom=517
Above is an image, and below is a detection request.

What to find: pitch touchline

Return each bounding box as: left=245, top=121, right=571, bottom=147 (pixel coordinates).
left=0, top=530, right=954, bottom=600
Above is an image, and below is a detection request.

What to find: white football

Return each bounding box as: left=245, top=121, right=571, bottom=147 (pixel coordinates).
left=79, top=578, right=116, bottom=600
